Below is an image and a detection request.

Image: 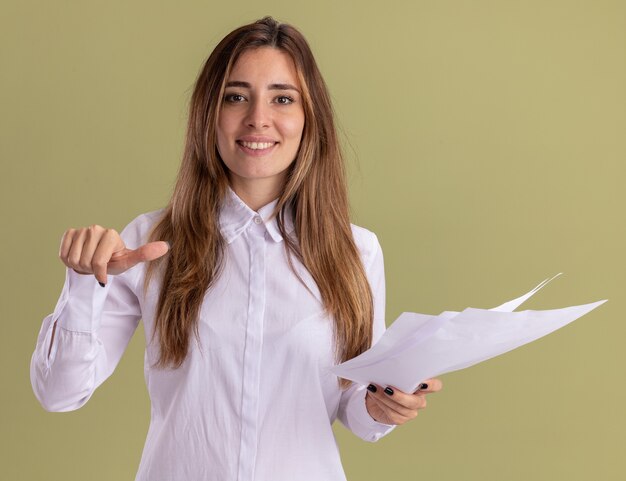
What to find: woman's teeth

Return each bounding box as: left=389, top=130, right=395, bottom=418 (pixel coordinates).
left=239, top=141, right=275, bottom=150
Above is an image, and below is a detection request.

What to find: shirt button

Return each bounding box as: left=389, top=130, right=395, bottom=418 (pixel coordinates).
left=253, top=216, right=263, bottom=225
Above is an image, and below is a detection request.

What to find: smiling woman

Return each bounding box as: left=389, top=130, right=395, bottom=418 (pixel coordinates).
left=216, top=47, right=305, bottom=209
left=29, top=15, right=441, bottom=481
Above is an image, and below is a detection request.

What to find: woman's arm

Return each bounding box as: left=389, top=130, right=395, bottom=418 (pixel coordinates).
left=30, top=220, right=144, bottom=412
left=336, top=232, right=397, bottom=442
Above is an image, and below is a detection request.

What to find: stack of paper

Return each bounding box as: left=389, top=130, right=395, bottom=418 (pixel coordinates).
left=329, top=274, right=607, bottom=393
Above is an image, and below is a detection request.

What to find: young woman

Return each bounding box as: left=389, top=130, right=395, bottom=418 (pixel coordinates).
left=30, top=16, right=442, bottom=481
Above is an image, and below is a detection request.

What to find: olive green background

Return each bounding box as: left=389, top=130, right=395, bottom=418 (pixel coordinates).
left=2, top=1, right=624, bottom=479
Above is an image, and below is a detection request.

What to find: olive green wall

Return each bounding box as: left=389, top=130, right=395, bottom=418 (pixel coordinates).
left=2, top=1, right=624, bottom=479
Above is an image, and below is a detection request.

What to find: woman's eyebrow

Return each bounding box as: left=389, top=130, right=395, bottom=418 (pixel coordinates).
left=225, top=80, right=300, bottom=92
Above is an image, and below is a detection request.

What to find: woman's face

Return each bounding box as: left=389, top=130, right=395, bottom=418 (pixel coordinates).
left=216, top=47, right=305, bottom=199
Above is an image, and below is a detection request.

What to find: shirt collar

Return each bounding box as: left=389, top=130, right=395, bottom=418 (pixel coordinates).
left=219, top=185, right=295, bottom=244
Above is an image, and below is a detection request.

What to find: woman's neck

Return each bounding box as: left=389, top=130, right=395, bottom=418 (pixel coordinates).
left=228, top=177, right=283, bottom=211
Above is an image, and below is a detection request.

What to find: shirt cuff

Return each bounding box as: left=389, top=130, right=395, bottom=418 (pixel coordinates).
left=351, top=385, right=397, bottom=442
left=53, top=267, right=111, bottom=333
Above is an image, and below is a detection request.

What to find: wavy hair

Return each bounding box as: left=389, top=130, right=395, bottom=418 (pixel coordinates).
left=143, top=16, right=374, bottom=389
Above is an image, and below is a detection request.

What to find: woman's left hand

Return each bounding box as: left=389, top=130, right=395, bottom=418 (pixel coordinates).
left=365, top=378, right=443, bottom=425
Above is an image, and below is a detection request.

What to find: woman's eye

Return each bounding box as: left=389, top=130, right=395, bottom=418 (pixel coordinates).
left=275, top=95, right=294, bottom=105
left=224, top=94, right=245, bottom=103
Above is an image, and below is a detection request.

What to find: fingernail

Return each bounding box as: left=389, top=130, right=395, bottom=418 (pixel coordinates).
left=367, top=384, right=377, bottom=393
left=98, top=281, right=106, bottom=288
left=384, top=387, right=394, bottom=396
left=419, top=383, right=428, bottom=390
left=165, top=241, right=171, bottom=249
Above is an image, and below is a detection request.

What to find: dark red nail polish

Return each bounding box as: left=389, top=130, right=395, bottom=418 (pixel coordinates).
left=367, top=384, right=377, bottom=393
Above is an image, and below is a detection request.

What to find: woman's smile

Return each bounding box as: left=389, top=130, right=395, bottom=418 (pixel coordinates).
left=236, top=135, right=280, bottom=156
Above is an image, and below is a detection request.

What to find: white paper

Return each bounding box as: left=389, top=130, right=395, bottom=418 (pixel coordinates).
left=328, top=275, right=607, bottom=393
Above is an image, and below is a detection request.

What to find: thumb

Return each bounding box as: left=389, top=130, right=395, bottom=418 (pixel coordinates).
left=135, top=240, right=170, bottom=260
left=108, top=241, right=170, bottom=274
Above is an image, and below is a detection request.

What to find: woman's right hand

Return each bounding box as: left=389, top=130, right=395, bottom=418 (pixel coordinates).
left=59, top=224, right=170, bottom=286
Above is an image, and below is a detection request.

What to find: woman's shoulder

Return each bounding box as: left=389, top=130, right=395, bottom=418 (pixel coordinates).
left=119, top=207, right=167, bottom=249
left=350, top=223, right=382, bottom=271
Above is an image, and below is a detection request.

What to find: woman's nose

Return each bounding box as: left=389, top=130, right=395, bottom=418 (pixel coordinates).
left=244, top=98, right=271, bottom=129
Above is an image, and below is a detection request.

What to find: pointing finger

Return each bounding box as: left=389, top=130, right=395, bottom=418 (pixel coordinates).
left=129, top=241, right=170, bottom=263
left=108, top=241, right=170, bottom=274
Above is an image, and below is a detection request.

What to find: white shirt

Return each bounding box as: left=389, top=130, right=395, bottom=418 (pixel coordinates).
left=30, top=185, right=396, bottom=481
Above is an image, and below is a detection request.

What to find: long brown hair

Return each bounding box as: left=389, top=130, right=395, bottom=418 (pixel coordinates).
left=143, top=16, right=374, bottom=389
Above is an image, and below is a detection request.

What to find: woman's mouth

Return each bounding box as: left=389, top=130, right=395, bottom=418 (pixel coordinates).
left=236, top=140, right=278, bottom=156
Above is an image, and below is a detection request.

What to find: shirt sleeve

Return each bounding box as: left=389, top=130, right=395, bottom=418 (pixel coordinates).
left=29, top=217, right=144, bottom=412
left=336, top=232, right=397, bottom=442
